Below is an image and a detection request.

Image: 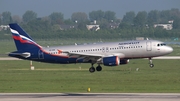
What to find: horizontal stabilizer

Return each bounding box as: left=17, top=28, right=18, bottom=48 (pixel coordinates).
left=9, top=52, right=31, bottom=58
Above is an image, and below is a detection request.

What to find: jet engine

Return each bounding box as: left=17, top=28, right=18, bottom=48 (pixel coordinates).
left=103, top=56, right=120, bottom=66
left=102, top=56, right=129, bottom=66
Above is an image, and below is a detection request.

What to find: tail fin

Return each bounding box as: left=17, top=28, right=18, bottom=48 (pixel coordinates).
left=9, top=23, right=42, bottom=51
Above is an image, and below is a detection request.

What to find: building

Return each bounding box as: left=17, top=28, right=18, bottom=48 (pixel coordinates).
left=153, top=20, right=173, bottom=30
left=154, top=24, right=173, bottom=30
left=59, top=25, right=77, bottom=30
left=0, top=25, right=9, bottom=31
left=86, top=25, right=100, bottom=31
left=108, top=23, right=120, bottom=29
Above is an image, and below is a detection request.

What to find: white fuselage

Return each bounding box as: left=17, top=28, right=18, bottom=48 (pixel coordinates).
left=42, top=40, right=173, bottom=59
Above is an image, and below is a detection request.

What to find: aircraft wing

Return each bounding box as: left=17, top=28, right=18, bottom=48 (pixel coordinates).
left=63, top=51, right=103, bottom=62
left=63, top=51, right=125, bottom=63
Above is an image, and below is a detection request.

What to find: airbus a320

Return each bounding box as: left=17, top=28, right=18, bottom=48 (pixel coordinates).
left=8, top=23, right=173, bottom=73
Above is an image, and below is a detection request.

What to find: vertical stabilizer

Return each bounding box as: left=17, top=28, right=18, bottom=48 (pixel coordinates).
left=9, top=23, right=41, bottom=51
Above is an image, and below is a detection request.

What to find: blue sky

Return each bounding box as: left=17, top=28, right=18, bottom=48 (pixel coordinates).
left=0, top=0, right=180, bottom=19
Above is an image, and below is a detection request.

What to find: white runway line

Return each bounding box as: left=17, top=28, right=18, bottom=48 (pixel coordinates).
left=0, top=57, right=21, bottom=60
left=153, top=56, right=180, bottom=59
left=8, top=69, right=88, bottom=71
left=0, top=93, right=180, bottom=101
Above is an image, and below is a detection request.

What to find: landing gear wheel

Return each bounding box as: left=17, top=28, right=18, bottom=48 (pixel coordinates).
left=89, top=67, right=95, bottom=73
left=96, top=65, right=102, bottom=71
left=148, top=58, right=154, bottom=68
left=150, top=64, right=154, bottom=68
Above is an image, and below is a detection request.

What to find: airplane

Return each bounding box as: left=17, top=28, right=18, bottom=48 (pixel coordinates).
left=8, top=23, right=173, bottom=73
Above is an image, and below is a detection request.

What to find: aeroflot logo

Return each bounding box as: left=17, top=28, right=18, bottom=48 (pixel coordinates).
left=118, top=42, right=140, bottom=45
left=10, top=28, right=41, bottom=48
left=10, top=28, right=34, bottom=43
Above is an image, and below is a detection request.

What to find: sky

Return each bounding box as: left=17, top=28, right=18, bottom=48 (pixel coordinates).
left=0, top=0, right=180, bottom=19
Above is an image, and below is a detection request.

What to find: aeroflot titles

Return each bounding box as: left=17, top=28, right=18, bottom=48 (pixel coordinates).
left=118, top=41, right=140, bottom=45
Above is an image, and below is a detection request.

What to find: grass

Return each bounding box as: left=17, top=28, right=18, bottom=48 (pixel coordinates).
left=0, top=39, right=180, bottom=93
left=0, top=59, right=180, bottom=93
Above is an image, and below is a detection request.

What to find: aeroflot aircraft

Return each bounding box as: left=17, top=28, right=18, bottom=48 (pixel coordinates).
left=9, top=23, right=173, bottom=73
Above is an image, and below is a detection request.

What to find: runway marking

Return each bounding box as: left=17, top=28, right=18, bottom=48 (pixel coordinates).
left=153, top=56, right=180, bottom=59
left=0, top=57, right=22, bottom=60
left=8, top=69, right=88, bottom=71
left=0, top=93, right=180, bottom=101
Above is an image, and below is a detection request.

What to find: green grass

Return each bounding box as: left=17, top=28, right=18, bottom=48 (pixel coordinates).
left=0, top=59, right=180, bottom=93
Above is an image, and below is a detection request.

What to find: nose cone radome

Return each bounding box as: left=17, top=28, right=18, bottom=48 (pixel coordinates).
left=166, top=46, right=173, bottom=54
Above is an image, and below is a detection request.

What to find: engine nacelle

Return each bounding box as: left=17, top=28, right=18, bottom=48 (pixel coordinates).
left=103, top=56, right=120, bottom=66
left=120, top=59, right=129, bottom=65
left=102, top=56, right=129, bottom=66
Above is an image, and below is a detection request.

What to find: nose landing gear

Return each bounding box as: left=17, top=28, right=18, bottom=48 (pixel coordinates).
left=149, top=58, right=154, bottom=68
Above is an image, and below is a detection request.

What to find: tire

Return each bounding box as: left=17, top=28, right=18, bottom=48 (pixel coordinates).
left=89, top=67, right=95, bottom=73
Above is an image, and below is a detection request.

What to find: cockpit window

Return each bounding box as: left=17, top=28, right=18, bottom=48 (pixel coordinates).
left=157, top=43, right=166, bottom=47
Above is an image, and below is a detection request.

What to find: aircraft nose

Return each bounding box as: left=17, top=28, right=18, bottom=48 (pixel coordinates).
left=166, top=46, right=173, bottom=53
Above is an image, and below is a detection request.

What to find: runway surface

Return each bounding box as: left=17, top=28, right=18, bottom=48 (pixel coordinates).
left=0, top=93, right=180, bottom=101
left=0, top=57, right=21, bottom=60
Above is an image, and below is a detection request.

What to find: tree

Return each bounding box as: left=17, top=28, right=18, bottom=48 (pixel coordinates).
left=121, top=11, right=135, bottom=24
left=22, top=10, right=37, bottom=23
left=71, top=12, right=88, bottom=22
left=64, top=19, right=74, bottom=24
left=1, top=11, right=12, bottom=24
left=104, top=11, right=116, bottom=21
left=0, top=14, right=2, bottom=24
left=173, top=17, right=180, bottom=29
left=89, top=10, right=104, bottom=21
left=169, top=8, right=180, bottom=22
left=12, top=15, right=22, bottom=23
left=49, top=12, right=64, bottom=25
left=159, top=10, right=170, bottom=23
left=134, top=11, right=147, bottom=27
left=147, top=10, right=159, bottom=26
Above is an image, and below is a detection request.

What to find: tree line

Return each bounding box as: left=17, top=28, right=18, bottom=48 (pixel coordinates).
left=0, top=8, right=180, bottom=40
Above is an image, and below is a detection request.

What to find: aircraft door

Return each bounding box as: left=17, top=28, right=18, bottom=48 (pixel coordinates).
left=102, top=47, right=105, bottom=53
left=146, top=41, right=152, bottom=51
left=38, top=50, right=44, bottom=59
left=106, top=47, right=109, bottom=52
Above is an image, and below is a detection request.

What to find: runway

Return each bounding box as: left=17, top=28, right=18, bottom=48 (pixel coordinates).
left=0, top=93, right=180, bottom=101
left=0, top=57, right=21, bottom=60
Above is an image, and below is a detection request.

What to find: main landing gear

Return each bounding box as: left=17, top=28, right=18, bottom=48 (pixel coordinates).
left=89, top=64, right=102, bottom=73
left=149, top=58, right=154, bottom=68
